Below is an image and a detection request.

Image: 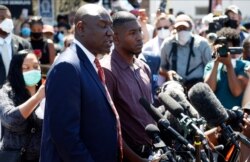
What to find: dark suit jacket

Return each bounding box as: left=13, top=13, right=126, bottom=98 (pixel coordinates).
left=40, top=44, right=118, bottom=162
left=0, top=34, right=31, bottom=87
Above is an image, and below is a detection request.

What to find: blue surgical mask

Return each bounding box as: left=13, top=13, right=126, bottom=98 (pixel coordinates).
left=23, top=70, right=41, bottom=86
left=21, top=27, right=31, bottom=37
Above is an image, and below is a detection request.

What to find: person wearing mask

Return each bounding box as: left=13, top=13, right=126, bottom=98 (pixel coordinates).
left=29, top=16, right=55, bottom=65
left=160, top=14, right=212, bottom=90
left=140, top=13, right=174, bottom=101
left=40, top=4, right=122, bottom=162
left=0, top=5, right=31, bottom=87
left=42, top=24, right=54, bottom=41
left=20, top=20, right=31, bottom=39
left=204, top=27, right=250, bottom=109
left=100, top=11, right=155, bottom=162
left=0, top=49, right=45, bottom=162
left=225, top=5, right=249, bottom=45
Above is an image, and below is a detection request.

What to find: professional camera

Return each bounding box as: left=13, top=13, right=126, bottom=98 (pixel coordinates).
left=208, top=15, right=238, bottom=33
left=208, top=15, right=228, bottom=33
left=215, top=37, right=243, bottom=57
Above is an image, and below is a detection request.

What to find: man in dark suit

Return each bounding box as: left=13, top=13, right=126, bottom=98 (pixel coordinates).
left=0, top=5, right=31, bottom=87
left=40, top=4, right=120, bottom=162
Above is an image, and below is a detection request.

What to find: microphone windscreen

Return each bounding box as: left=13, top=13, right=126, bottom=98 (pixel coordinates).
left=188, top=83, right=228, bottom=126
left=139, top=97, right=163, bottom=122
left=158, top=92, right=184, bottom=118
left=165, top=88, right=199, bottom=118
left=161, top=81, right=184, bottom=93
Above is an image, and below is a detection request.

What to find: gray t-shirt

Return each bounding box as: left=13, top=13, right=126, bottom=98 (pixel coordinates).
left=160, top=34, right=212, bottom=81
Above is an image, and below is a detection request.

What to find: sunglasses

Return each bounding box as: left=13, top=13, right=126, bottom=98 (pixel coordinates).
left=157, top=26, right=169, bottom=30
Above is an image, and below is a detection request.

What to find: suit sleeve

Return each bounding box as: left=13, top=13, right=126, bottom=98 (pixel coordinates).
left=45, top=62, right=94, bottom=162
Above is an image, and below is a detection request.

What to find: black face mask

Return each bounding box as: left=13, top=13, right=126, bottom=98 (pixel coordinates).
left=31, top=32, right=42, bottom=39
left=225, top=19, right=238, bottom=29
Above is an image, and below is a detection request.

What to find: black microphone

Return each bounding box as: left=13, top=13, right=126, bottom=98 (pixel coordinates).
left=161, top=81, right=199, bottom=118
left=158, top=92, right=205, bottom=138
left=140, top=97, right=196, bottom=153
left=145, top=124, right=167, bottom=149
left=145, top=124, right=177, bottom=162
left=188, top=82, right=240, bottom=149
left=226, top=106, right=244, bottom=131
left=158, top=118, right=195, bottom=153
left=188, top=83, right=228, bottom=126
left=139, top=97, right=163, bottom=122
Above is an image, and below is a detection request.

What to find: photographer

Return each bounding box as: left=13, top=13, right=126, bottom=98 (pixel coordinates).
left=160, top=14, right=212, bottom=90
left=204, top=27, right=250, bottom=109
left=225, top=5, right=249, bottom=45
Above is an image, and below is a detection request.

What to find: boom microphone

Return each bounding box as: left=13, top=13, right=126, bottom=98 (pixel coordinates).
left=158, top=118, right=195, bottom=152
left=188, top=83, right=239, bottom=149
left=188, top=83, right=228, bottom=126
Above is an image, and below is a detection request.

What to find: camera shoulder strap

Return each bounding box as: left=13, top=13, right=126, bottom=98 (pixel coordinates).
left=170, top=41, right=178, bottom=71
left=186, top=36, right=200, bottom=76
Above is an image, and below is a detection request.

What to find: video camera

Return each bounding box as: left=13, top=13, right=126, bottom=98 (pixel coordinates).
left=208, top=15, right=238, bottom=33
left=215, top=37, right=243, bottom=57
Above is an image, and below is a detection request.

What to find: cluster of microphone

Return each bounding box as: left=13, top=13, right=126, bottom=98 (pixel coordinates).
left=140, top=82, right=250, bottom=162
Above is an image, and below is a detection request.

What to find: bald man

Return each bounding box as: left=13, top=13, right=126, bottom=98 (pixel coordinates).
left=40, top=4, right=119, bottom=162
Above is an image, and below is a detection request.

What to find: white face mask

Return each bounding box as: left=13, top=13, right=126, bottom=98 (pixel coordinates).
left=177, top=30, right=191, bottom=45
left=0, top=18, right=14, bottom=33
left=158, top=28, right=170, bottom=40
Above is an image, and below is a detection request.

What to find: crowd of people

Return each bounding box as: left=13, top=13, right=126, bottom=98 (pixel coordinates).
left=0, top=2, right=250, bottom=162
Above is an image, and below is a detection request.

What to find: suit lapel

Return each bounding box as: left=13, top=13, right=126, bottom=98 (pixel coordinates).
left=75, top=44, right=108, bottom=98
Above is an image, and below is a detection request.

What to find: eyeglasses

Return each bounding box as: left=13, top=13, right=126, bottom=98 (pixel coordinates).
left=157, top=26, right=169, bottom=30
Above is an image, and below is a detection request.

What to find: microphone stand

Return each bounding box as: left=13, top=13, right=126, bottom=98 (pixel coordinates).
left=179, top=113, right=213, bottom=161
left=194, top=135, right=201, bottom=162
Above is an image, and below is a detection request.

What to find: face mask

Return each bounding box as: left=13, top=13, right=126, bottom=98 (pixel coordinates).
left=23, top=70, right=41, bottom=86
left=31, top=32, right=42, bottom=39
left=225, top=19, right=238, bottom=29
left=177, top=30, right=191, bottom=45
left=158, top=28, right=170, bottom=40
left=21, top=27, right=31, bottom=37
left=57, top=32, right=64, bottom=48
left=0, top=18, right=14, bottom=33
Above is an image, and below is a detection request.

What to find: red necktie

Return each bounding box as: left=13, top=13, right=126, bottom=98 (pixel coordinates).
left=94, top=58, right=123, bottom=161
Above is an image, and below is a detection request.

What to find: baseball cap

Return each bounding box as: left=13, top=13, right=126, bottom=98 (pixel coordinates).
left=174, top=14, right=192, bottom=28
left=225, top=5, right=240, bottom=15
left=43, top=25, right=54, bottom=34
